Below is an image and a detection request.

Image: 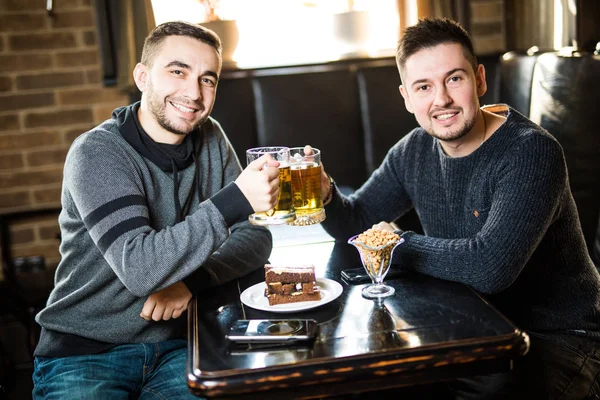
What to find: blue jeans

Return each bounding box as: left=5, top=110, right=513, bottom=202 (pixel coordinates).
left=32, top=339, right=200, bottom=399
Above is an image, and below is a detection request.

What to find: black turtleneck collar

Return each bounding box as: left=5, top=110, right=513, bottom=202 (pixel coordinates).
left=113, top=102, right=203, bottom=222
left=114, top=102, right=199, bottom=172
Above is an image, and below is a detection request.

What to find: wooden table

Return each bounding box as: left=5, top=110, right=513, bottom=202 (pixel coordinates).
left=187, top=239, right=529, bottom=398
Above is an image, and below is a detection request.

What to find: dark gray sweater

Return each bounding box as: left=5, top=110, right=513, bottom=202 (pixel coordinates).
left=323, top=106, right=600, bottom=338
left=35, top=105, right=271, bottom=356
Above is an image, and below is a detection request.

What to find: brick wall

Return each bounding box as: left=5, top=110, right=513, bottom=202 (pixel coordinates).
left=0, top=0, right=129, bottom=276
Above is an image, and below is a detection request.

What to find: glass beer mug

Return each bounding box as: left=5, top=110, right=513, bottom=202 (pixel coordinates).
left=246, top=147, right=296, bottom=225
left=288, top=147, right=326, bottom=226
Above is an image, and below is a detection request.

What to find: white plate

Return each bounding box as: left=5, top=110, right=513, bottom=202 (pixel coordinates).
left=240, top=278, right=343, bottom=313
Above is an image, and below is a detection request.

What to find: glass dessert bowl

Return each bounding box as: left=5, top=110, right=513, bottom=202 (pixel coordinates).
left=348, top=233, right=404, bottom=299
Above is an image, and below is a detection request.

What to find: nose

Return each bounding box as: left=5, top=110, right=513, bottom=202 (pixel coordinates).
left=184, top=79, right=202, bottom=101
left=433, top=86, right=452, bottom=107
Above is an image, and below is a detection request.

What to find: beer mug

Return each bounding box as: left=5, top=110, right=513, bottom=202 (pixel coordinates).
left=246, top=147, right=295, bottom=225
left=288, top=147, right=326, bottom=226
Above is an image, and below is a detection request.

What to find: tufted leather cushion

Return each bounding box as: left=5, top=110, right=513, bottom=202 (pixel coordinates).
left=478, top=53, right=503, bottom=107
left=355, top=64, right=423, bottom=233
left=210, top=77, right=258, bottom=166
left=529, top=52, right=600, bottom=256
left=499, top=51, right=541, bottom=116
left=595, top=218, right=600, bottom=267
left=356, top=64, right=418, bottom=174
left=252, top=69, right=367, bottom=190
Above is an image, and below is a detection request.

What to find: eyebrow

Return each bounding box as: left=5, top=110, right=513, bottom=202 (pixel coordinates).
left=204, top=70, right=220, bottom=81
left=165, top=60, right=191, bottom=70
left=164, top=60, right=220, bottom=81
left=410, top=68, right=468, bottom=87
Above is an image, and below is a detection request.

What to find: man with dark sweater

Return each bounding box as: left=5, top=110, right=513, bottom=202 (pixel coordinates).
left=32, top=22, right=280, bottom=399
left=316, top=18, right=600, bottom=399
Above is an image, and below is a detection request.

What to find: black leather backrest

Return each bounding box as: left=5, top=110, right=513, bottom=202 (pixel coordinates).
left=211, top=77, right=257, bottom=166
left=478, top=53, right=502, bottom=107
left=252, top=69, right=367, bottom=190
left=594, top=218, right=600, bottom=267
left=357, top=64, right=418, bottom=174
left=356, top=64, right=423, bottom=234
left=529, top=52, right=600, bottom=252
left=499, top=51, right=541, bottom=117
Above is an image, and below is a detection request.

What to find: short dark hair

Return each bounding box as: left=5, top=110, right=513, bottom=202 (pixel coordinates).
left=141, top=21, right=222, bottom=67
left=396, top=18, right=477, bottom=78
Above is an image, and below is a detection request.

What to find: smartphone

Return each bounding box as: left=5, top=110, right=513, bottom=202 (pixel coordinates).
left=341, top=267, right=403, bottom=284
left=225, top=319, right=318, bottom=344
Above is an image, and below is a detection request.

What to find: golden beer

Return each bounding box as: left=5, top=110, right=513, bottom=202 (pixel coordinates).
left=289, top=156, right=326, bottom=226
left=291, top=162, right=322, bottom=214
left=251, top=164, right=294, bottom=221
left=246, top=147, right=296, bottom=225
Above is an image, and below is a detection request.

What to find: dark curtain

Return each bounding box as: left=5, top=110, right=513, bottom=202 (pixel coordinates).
left=417, top=0, right=470, bottom=30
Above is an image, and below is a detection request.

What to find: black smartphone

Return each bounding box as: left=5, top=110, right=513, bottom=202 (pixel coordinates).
left=341, top=267, right=403, bottom=284
left=225, top=319, right=318, bottom=344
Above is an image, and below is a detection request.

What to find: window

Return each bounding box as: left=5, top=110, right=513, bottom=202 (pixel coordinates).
left=150, top=0, right=401, bottom=69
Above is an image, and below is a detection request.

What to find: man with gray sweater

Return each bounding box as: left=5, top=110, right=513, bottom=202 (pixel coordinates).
left=317, top=18, right=600, bottom=399
left=32, top=21, right=280, bottom=399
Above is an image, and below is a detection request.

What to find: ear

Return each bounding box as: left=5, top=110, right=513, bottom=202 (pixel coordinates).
left=399, top=85, right=414, bottom=114
left=133, top=63, right=148, bottom=93
left=475, top=64, right=487, bottom=98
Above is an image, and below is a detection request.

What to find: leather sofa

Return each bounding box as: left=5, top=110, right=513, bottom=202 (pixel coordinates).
left=211, top=51, right=600, bottom=266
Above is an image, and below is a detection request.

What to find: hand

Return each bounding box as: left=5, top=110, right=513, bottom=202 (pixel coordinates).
left=236, top=154, right=280, bottom=212
left=371, top=221, right=397, bottom=232
left=140, top=281, right=192, bottom=321
left=303, top=145, right=330, bottom=198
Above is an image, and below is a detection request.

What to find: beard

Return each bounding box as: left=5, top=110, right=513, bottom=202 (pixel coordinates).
left=426, top=109, right=478, bottom=143
left=146, top=80, right=208, bottom=136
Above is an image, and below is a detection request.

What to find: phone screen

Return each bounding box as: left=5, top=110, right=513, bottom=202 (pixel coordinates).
left=225, top=319, right=318, bottom=343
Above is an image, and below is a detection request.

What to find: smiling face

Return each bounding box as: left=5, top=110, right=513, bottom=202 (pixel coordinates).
left=133, top=35, right=221, bottom=144
left=399, top=43, right=486, bottom=145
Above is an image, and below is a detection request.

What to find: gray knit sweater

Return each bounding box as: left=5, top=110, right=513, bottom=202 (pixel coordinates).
left=323, top=106, right=600, bottom=337
left=35, top=106, right=271, bottom=356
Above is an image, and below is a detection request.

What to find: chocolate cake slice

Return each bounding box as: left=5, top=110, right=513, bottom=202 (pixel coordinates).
left=264, top=264, right=321, bottom=306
